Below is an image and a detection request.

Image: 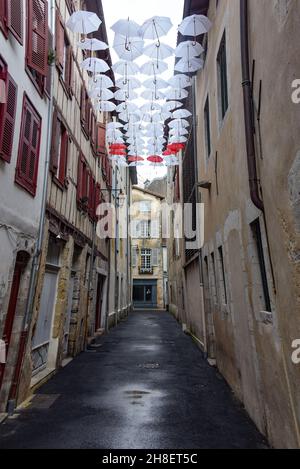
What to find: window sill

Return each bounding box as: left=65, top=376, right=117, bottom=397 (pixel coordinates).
left=52, top=175, right=69, bottom=191
left=15, top=175, right=36, bottom=197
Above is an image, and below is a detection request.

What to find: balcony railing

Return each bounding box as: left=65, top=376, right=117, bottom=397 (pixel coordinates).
left=139, top=266, right=153, bottom=275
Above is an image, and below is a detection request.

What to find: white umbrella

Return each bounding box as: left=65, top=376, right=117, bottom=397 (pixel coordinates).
left=81, top=57, right=109, bottom=73
left=114, top=89, right=138, bottom=101
left=140, top=60, right=168, bottom=76
left=141, top=102, right=162, bottom=113
left=144, top=42, right=174, bottom=61
left=169, top=74, right=192, bottom=89
left=140, top=16, right=173, bottom=42
left=111, top=18, right=141, bottom=38
left=77, top=38, right=108, bottom=51
left=108, top=137, right=125, bottom=144
left=143, top=77, right=169, bottom=90
left=116, top=102, right=138, bottom=113
left=144, top=111, right=171, bottom=123
left=90, top=88, right=114, bottom=100
left=66, top=11, right=101, bottom=35
left=165, top=88, right=188, bottom=100
left=116, top=77, right=141, bottom=90
left=119, top=112, right=141, bottom=124
left=178, top=14, right=212, bottom=40
left=163, top=101, right=183, bottom=112
left=106, top=122, right=124, bottom=130
left=169, top=128, right=189, bottom=136
left=90, top=74, right=114, bottom=89
left=117, top=159, right=128, bottom=167
left=95, top=101, right=117, bottom=112
left=141, top=89, right=165, bottom=101
left=149, top=162, right=165, bottom=167
left=172, top=109, right=192, bottom=119
left=168, top=118, right=190, bottom=128
left=175, top=40, right=204, bottom=58
left=175, top=57, right=204, bottom=73
left=169, top=136, right=188, bottom=143
left=106, top=129, right=123, bottom=138
left=129, top=161, right=145, bottom=167
left=164, top=158, right=179, bottom=166
left=113, top=61, right=140, bottom=83
left=113, top=34, right=144, bottom=61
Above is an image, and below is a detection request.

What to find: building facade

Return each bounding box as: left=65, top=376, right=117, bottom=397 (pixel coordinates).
left=131, top=187, right=166, bottom=310
left=168, top=0, right=300, bottom=448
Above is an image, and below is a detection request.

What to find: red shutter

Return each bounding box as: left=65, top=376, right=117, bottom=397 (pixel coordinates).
left=55, top=10, right=64, bottom=71
left=45, top=29, right=53, bottom=96
left=0, top=0, right=8, bottom=36
left=58, top=128, right=68, bottom=184
left=96, top=123, right=106, bottom=156
left=66, top=47, right=74, bottom=95
left=95, top=183, right=101, bottom=219
left=27, top=0, right=49, bottom=76
left=0, top=73, right=18, bottom=163
left=80, top=86, right=86, bottom=125
left=49, top=108, right=59, bottom=173
left=15, top=95, right=42, bottom=196
left=77, top=154, right=83, bottom=202
left=88, top=175, right=95, bottom=218
left=7, top=0, right=23, bottom=44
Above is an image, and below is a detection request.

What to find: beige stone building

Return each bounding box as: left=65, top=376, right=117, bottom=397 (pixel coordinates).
left=131, top=187, right=166, bottom=309
left=168, top=0, right=300, bottom=448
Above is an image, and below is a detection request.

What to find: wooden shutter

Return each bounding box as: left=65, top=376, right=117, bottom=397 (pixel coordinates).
left=76, top=154, right=83, bottom=202
left=0, top=73, right=18, bottom=163
left=132, top=247, right=137, bottom=267
left=15, top=95, right=42, bottom=196
left=96, top=123, right=106, bottom=156
left=88, top=175, right=95, bottom=218
left=55, top=10, right=64, bottom=71
left=58, top=127, right=68, bottom=184
left=0, top=1, right=7, bottom=34
left=7, top=0, right=23, bottom=44
left=152, top=248, right=159, bottom=267
left=49, top=108, right=59, bottom=173
left=80, top=86, right=86, bottom=125
left=45, top=29, right=53, bottom=96
left=27, top=0, right=49, bottom=76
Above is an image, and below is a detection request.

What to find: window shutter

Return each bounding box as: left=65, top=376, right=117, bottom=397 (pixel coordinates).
left=0, top=73, right=18, bottom=163
left=88, top=174, right=95, bottom=218
left=151, top=219, right=160, bottom=239
left=49, top=108, right=59, bottom=173
left=0, top=1, right=7, bottom=34
left=45, top=29, right=53, bottom=96
left=59, top=128, right=68, bottom=184
left=64, top=46, right=73, bottom=94
left=55, top=10, right=64, bottom=71
left=80, top=86, right=86, bottom=125
left=7, top=0, right=23, bottom=44
left=152, top=248, right=159, bottom=267
left=27, top=0, right=49, bottom=77
left=95, top=183, right=101, bottom=219
left=96, top=123, right=106, bottom=156
left=15, top=96, right=42, bottom=196
left=132, top=248, right=137, bottom=267
left=77, top=154, right=83, bottom=202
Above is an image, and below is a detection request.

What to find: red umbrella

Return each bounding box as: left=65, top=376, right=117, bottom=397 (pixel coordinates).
left=128, top=156, right=144, bottom=162
left=109, top=145, right=126, bottom=150
left=163, top=150, right=173, bottom=156
left=147, top=155, right=163, bottom=163
left=167, top=143, right=185, bottom=153
left=109, top=150, right=126, bottom=156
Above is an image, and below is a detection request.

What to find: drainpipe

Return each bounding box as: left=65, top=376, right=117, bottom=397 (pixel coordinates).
left=8, top=0, right=56, bottom=408
left=240, top=0, right=264, bottom=212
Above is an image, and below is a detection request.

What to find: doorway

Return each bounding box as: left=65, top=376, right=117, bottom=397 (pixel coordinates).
left=95, top=274, right=105, bottom=331
left=133, top=280, right=157, bottom=308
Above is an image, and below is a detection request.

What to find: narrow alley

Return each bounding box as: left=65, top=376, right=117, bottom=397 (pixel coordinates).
left=0, top=311, right=267, bottom=449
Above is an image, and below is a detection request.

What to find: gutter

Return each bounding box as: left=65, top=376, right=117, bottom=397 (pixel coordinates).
left=240, top=0, right=264, bottom=212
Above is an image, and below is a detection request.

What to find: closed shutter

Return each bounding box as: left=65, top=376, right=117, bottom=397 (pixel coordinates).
left=152, top=248, right=159, bottom=267
left=0, top=73, right=18, bottom=163
left=88, top=174, right=95, bottom=218
left=7, top=0, right=23, bottom=44
left=95, top=183, right=101, bottom=218
left=45, top=29, right=53, bottom=96
left=49, top=108, right=59, bottom=173
left=27, top=0, right=49, bottom=76
left=96, top=123, right=106, bottom=156
left=15, top=96, right=42, bottom=196
left=58, top=128, right=68, bottom=184
left=76, top=154, right=83, bottom=202
left=132, top=247, right=137, bottom=267
left=80, top=86, right=87, bottom=125
left=55, top=10, right=64, bottom=71
left=0, top=2, right=8, bottom=35
left=151, top=219, right=160, bottom=239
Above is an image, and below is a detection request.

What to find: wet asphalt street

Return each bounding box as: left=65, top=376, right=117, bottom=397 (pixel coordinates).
left=0, top=310, right=267, bottom=449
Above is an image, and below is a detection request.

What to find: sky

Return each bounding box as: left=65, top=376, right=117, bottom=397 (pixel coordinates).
left=102, top=0, right=185, bottom=186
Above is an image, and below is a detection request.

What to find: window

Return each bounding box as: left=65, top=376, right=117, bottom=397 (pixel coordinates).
left=0, top=58, right=18, bottom=163
left=132, top=247, right=137, bottom=267
left=56, top=10, right=73, bottom=96
left=1, top=1, right=23, bottom=43
left=139, top=220, right=151, bottom=238
left=250, top=219, right=272, bottom=312
left=152, top=248, right=159, bottom=267
left=77, top=154, right=89, bottom=208
left=204, top=96, right=211, bottom=158
left=210, top=252, right=218, bottom=304
left=141, top=249, right=151, bottom=270
left=0, top=1, right=8, bottom=36
left=80, top=86, right=91, bottom=136
left=217, top=246, right=227, bottom=304
left=26, top=0, right=49, bottom=89
left=50, top=109, right=69, bottom=187
left=140, top=201, right=151, bottom=213
left=217, top=31, right=229, bottom=121
left=15, top=95, right=42, bottom=196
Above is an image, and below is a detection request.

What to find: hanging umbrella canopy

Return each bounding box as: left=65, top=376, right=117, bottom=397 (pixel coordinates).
left=113, top=34, right=144, bottom=61
left=111, top=18, right=141, bottom=38
left=143, top=77, right=169, bottom=90
left=129, top=161, right=144, bottom=167
left=113, top=60, right=140, bottom=77
left=172, top=109, right=192, bottom=119
left=164, top=157, right=179, bottom=166
left=178, top=14, right=212, bottom=39
left=168, top=74, right=192, bottom=89
left=141, top=103, right=162, bottom=114
left=116, top=102, right=138, bottom=113
left=175, top=40, right=204, bottom=58
left=77, top=38, right=108, bottom=51
left=163, top=100, right=183, bottom=112
left=144, top=42, right=174, bottom=61
left=169, top=136, right=188, bottom=143
left=149, top=162, right=165, bottom=167
left=144, top=111, right=171, bottom=123
left=116, top=77, right=141, bottom=90
left=165, top=88, right=188, bottom=100
left=119, top=112, right=141, bottom=123
left=140, top=16, right=173, bottom=42
left=175, top=57, right=204, bottom=73
left=141, top=89, right=166, bottom=101
left=128, top=156, right=144, bottom=162
left=66, top=11, right=101, bottom=35
left=140, top=60, right=168, bottom=76
left=168, top=118, right=190, bottom=128
left=81, top=57, right=110, bottom=73
left=114, top=89, right=138, bottom=101
left=95, top=101, right=117, bottom=112
left=90, top=88, right=114, bottom=100
left=147, top=155, right=164, bottom=163
left=106, top=129, right=123, bottom=138
left=90, top=74, right=114, bottom=90
left=169, top=127, right=189, bottom=136
left=106, top=122, right=124, bottom=130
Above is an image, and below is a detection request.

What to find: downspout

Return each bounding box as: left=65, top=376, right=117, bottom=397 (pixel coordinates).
left=240, top=0, right=264, bottom=212
left=9, top=0, right=56, bottom=407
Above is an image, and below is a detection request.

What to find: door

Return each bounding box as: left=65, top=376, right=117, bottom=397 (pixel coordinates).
left=31, top=269, right=58, bottom=375
left=63, top=274, right=75, bottom=358
left=95, top=275, right=104, bottom=331
left=133, top=281, right=157, bottom=308
left=0, top=252, right=29, bottom=390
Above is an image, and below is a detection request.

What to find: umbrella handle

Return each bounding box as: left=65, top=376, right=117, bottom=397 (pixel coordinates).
left=193, top=17, right=197, bottom=46
left=153, top=20, right=161, bottom=48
